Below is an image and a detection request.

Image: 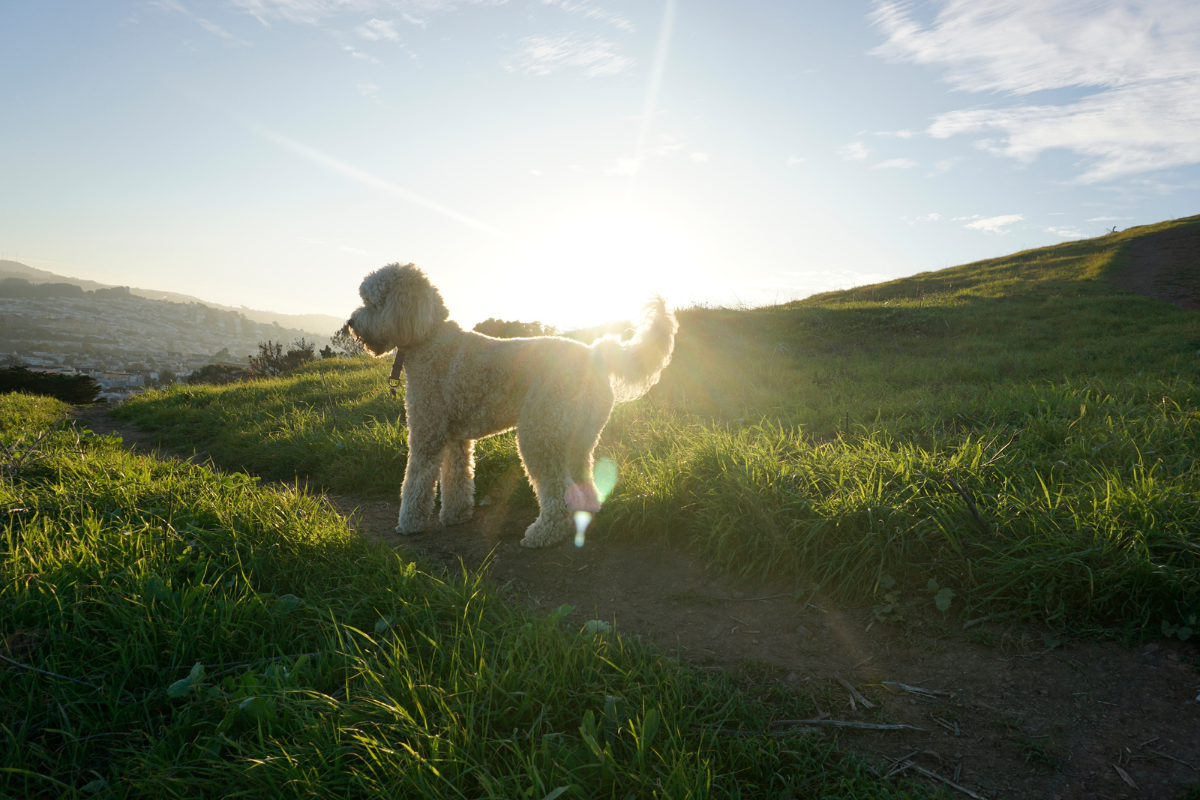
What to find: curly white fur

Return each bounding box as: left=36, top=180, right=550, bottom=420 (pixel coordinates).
left=348, top=262, right=677, bottom=548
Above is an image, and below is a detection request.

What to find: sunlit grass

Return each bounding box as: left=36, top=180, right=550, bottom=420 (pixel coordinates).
left=114, top=215, right=1200, bottom=636
left=2, top=393, right=924, bottom=798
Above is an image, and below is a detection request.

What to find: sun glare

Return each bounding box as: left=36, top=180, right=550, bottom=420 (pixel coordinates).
left=513, top=211, right=701, bottom=330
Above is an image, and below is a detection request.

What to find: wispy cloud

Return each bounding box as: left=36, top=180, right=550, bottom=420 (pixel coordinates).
left=645, top=133, right=686, bottom=158
left=343, top=43, right=379, bottom=62
left=902, top=212, right=942, bottom=224
left=229, top=0, right=503, bottom=26
left=152, top=0, right=252, bottom=44
left=786, top=155, right=806, bottom=166
left=925, top=156, right=962, bottom=177
left=690, top=152, right=709, bottom=162
left=254, top=125, right=524, bottom=244
left=838, top=141, right=870, bottom=161
left=505, top=34, right=633, bottom=77
left=357, top=18, right=399, bottom=40
left=874, top=129, right=914, bottom=138
left=872, top=158, right=917, bottom=169
left=541, top=0, right=635, bottom=33
left=357, top=83, right=378, bottom=97
left=869, top=0, right=1200, bottom=182
left=1043, top=226, right=1084, bottom=239
left=964, top=213, right=1024, bottom=234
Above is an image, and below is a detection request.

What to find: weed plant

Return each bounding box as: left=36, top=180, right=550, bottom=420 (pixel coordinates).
left=115, top=216, right=1200, bottom=636
left=2, top=394, right=921, bottom=798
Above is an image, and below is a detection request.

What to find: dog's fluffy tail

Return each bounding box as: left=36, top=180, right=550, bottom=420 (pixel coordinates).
left=591, top=298, right=678, bottom=403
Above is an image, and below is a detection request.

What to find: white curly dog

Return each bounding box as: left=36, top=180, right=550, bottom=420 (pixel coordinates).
left=347, top=263, right=677, bottom=548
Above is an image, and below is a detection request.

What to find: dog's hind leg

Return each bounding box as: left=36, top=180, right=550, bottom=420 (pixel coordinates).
left=520, top=474, right=574, bottom=548
left=566, top=390, right=614, bottom=514
left=438, top=438, right=475, bottom=527
left=397, top=435, right=444, bottom=534
left=516, top=422, right=574, bottom=548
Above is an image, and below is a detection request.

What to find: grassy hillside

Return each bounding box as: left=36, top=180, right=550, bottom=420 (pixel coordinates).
left=1, top=393, right=919, bottom=799
left=115, top=215, right=1200, bottom=637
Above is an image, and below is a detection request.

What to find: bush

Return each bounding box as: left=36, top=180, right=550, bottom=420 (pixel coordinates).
left=0, top=278, right=86, bottom=299
left=0, top=366, right=100, bottom=404
left=326, top=323, right=365, bottom=357
left=248, top=338, right=314, bottom=378
left=186, top=364, right=249, bottom=386
left=473, top=318, right=559, bottom=339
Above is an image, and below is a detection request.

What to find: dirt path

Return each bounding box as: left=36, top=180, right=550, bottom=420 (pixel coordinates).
left=73, top=408, right=1200, bottom=800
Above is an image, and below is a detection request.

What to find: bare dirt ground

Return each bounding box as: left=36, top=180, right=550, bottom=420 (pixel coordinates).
left=1110, top=224, right=1200, bottom=311
left=72, top=400, right=1200, bottom=799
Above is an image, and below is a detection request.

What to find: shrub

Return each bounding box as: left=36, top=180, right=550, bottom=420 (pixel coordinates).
left=186, top=364, right=249, bottom=386
left=248, top=338, right=315, bottom=378
left=326, top=322, right=365, bottom=357
left=473, top=317, right=559, bottom=339
left=0, top=366, right=100, bottom=404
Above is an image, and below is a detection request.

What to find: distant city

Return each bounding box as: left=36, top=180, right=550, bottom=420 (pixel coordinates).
left=1, top=265, right=337, bottom=403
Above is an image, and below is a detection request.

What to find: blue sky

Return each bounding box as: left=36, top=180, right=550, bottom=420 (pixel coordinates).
left=2, top=1, right=1198, bottom=330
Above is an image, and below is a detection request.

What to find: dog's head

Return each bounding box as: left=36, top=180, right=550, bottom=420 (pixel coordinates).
left=346, top=263, right=450, bottom=356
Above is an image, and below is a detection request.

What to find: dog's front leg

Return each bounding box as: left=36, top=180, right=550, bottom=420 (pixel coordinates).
left=397, top=436, right=443, bottom=534
left=439, top=438, right=475, bottom=527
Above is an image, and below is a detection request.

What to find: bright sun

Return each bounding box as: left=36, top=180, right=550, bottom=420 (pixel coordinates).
left=513, top=211, right=701, bottom=330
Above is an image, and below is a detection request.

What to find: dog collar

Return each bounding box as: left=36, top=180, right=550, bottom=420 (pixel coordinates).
left=388, top=349, right=405, bottom=399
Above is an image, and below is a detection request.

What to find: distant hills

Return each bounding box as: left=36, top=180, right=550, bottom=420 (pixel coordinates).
left=1, top=263, right=341, bottom=380
left=0, top=260, right=345, bottom=338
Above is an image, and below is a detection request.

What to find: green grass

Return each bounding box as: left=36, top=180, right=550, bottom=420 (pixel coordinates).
left=115, top=215, right=1200, bottom=637
left=109, top=359, right=532, bottom=505
left=2, top=393, right=922, bottom=799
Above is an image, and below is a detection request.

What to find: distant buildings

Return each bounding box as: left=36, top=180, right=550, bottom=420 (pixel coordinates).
left=1, top=287, right=330, bottom=402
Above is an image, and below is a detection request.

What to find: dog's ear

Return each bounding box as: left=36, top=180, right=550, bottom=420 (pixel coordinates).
left=359, top=263, right=412, bottom=306
left=393, top=275, right=450, bottom=344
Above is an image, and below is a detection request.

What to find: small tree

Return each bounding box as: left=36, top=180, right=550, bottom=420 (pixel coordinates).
left=329, top=323, right=366, bottom=357
left=283, top=338, right=315, bottom=372
left=248, top=340, right=286, bottom=378
left=187, top=364, right=249, bottom=385
left=0, top=367, right=101, bottom=404
left=248, top=338, right=315, bottom=378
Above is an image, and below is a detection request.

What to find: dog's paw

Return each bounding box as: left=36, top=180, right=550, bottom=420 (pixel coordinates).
left=519, top=521, right=569, bottom=548
left=395, top=515, right=434, bottom=535
left=439, top=508, right=474, bottom=528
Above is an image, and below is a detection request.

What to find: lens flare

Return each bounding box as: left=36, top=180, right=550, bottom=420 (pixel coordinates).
left=574, top=511, right=592, bottom=548
left=595, top=458, right=618, bottom=502
left=573, top=459, right=620, bottom=548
